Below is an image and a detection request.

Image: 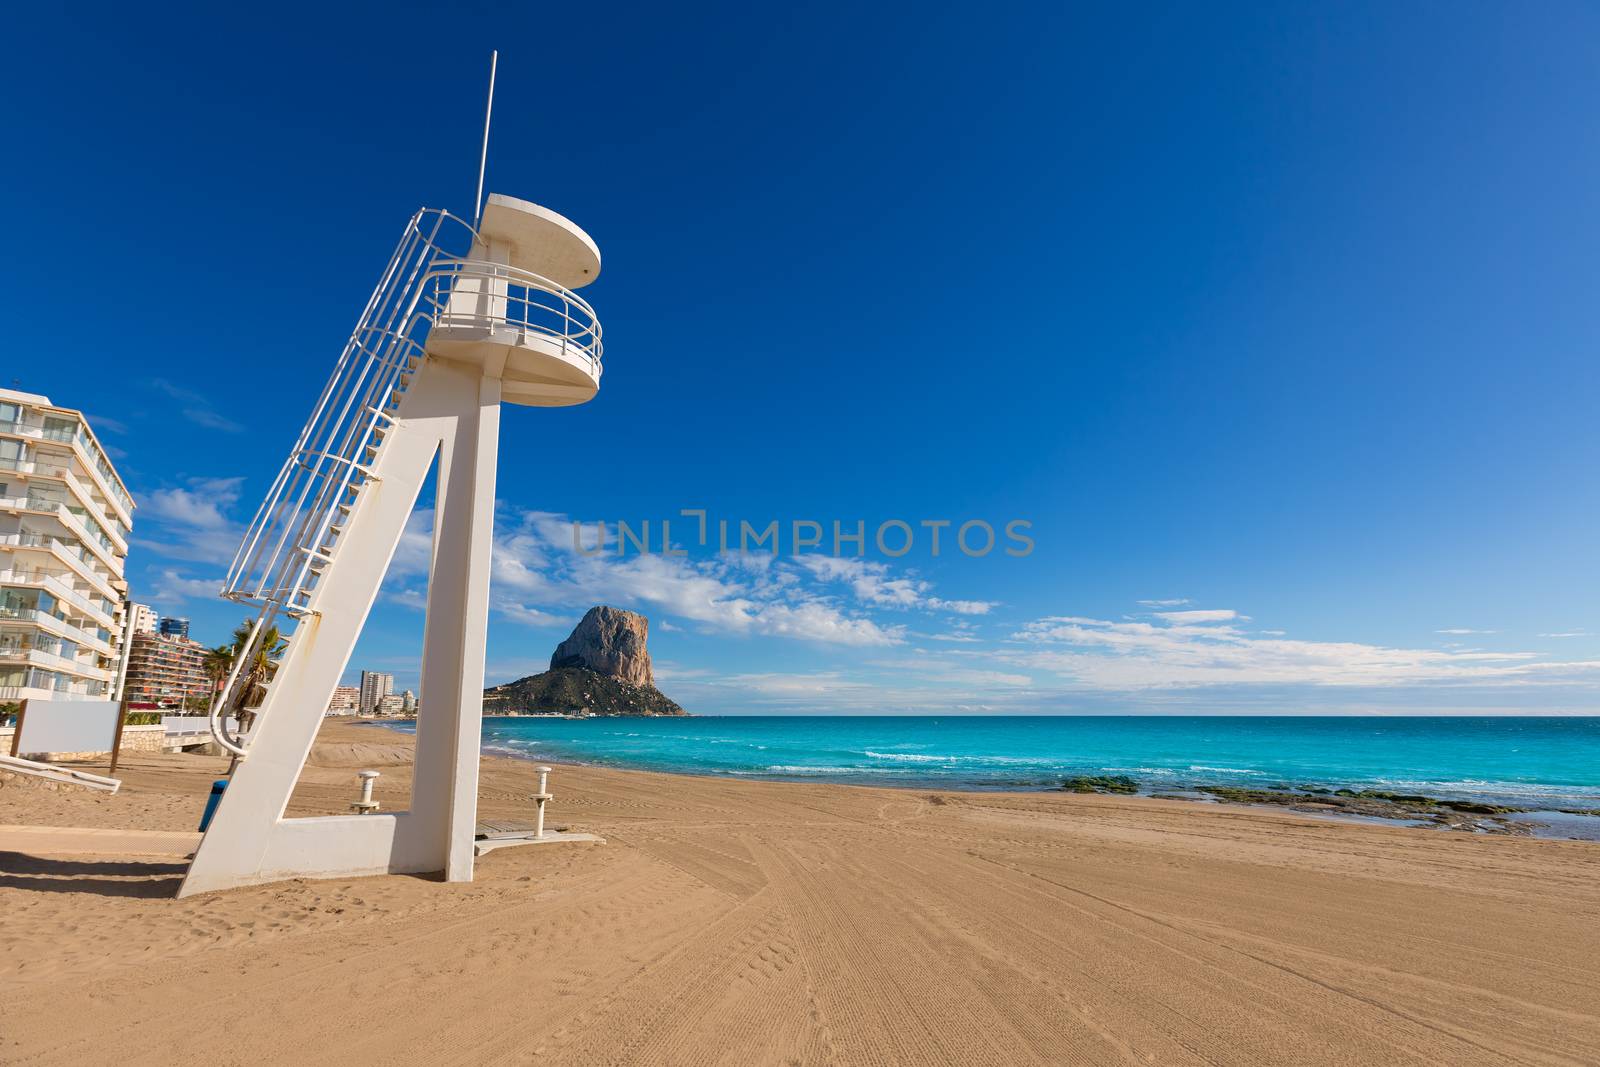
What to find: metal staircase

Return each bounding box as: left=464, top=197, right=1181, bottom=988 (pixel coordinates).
left=205, top=209, right=478, bottom=755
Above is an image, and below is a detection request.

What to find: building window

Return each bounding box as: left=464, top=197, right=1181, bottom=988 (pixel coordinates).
left=41, top=416, right=76, bottom=443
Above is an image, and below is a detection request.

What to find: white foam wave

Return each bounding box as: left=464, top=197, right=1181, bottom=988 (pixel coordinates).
left=763, top=765, right=920, bottom=776
left=865, top=750, right=1048, bottom=766
left=1365, top=778, right=1600, bottom=801
left=1103, top=766, right=1182, bottom=777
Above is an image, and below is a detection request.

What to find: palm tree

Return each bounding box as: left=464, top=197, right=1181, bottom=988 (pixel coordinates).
left=217, top=619, right=287, bottom=733
left=201, top=644, right=234, bottom=707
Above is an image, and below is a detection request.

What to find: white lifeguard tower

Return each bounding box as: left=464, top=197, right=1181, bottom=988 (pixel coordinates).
left=179, top=108, right=604, bottom=894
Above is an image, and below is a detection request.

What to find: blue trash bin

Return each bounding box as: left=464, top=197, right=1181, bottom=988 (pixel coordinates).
left=199, top=779, right=228, bottom=832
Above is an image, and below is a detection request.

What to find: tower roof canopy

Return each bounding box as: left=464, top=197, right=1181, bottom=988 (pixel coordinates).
left=478, top=194, right=601, bottom=289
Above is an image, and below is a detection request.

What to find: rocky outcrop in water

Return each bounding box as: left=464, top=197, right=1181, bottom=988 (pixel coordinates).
left=1060, top=775, right=1139, bottom=794
left=484, top=606, right=685, bottom=717
left=1197, top=786, right=1535, bottom=834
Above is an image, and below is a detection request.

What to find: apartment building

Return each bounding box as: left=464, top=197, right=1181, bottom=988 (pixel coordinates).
left=128, top=602, right=157, bottom=635
left=325, top=684, right=360, bottom=716
left=123, top=630, right=212, bottom=708
left=359, top=670, right=394, bottom=715
left=0, top=388, right=134, bottom=705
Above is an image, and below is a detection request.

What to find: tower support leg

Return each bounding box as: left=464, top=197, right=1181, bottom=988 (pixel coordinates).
left=412, top=357, right=502, bottom=882
left=178, top=358, right=500, bottom=897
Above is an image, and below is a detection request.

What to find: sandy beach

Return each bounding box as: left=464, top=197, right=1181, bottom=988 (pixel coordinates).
left=3, top=721, right=1598, bottom=1066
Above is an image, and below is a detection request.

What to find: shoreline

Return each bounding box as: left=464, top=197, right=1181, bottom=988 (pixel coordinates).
left=369, top=717, right=1600, bottom=841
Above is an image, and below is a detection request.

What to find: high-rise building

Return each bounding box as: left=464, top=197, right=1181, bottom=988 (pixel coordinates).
left=359, top=670, right=394, bottom=715
left=158, top=616, right=190, bottom=639
left=123, top=631, right=212, bottom=708
left=401, top=689, right=417, bottom=714
left=127, top=602, right=157, bottom=635
left=375, top=693, right=405, bottom=716
left=0, top=388, right=134, bottom=705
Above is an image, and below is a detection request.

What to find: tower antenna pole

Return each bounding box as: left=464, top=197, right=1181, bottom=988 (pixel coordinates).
left=473, top=50, right=498, bottom=229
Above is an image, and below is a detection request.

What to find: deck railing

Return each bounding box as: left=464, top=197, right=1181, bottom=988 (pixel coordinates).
left=422, top=258, right=603, bottom=375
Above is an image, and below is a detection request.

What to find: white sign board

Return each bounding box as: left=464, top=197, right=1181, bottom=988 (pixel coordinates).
left=12, top=699, right=122, bottom=756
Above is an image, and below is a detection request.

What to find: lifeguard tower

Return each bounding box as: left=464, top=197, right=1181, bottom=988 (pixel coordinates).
left=178, top=187, right=604, bottom=896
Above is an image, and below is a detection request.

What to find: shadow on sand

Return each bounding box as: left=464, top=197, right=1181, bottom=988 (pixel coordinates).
left=0, top=852, right=186, bottom=898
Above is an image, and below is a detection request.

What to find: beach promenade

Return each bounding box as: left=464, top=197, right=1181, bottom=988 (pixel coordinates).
left=2, top=721, right=1597, bottom=1065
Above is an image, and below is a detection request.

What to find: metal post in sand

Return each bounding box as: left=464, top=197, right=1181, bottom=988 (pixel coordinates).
left=534, top=766, right=552, bottom=838
left=353, top=770, right=380, bottom=814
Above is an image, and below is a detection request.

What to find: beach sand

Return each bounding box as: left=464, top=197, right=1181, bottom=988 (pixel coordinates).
left=3, top=720, right=1598, bottom=1066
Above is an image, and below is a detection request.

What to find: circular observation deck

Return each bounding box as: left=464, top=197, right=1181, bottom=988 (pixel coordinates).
left=422, top=194, right=604, bottom=407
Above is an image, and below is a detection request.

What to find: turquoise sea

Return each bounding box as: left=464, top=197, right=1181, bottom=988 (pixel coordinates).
left=444, top=715, right=1600, bottom=811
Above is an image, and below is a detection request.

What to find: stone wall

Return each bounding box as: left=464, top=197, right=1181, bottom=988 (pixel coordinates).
left=119, top=724, right=168, bottom=753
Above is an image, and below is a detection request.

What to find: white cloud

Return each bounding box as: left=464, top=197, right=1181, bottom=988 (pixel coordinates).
left=389, top=508, right=434, bottom=579
left=151, top=381, right=244, bottom=434
left=1153, top=609, right=1241, bottom=625
left=1008, top=611, right=1600, bottom=690
left=718, top=672, right=873, bottom=697
left=795, top=556, right=995, bottom=616
left=1539, top=631, right=1588, bottom=639
left=651, top=660, right=710, bottom=680
left=83, top=414, right=128, bottom=435
left=147, top=569, right=224, bottom=608
left=867, top=656, right=1032, bottom=688
left=1138, top=598, right=1190, bottom=607
left=1437, top=628, right=1496, bottom=635
left=142, top=476, right=243, bottom=530
left=486, top=511, right=904, bottom=647
left=137, top=476, right=246, bottom=565
left=383, top=587, right=429, bottom=611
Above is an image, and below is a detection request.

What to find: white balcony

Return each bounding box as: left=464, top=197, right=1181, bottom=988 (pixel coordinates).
left=0, top=667, right=109, bottom=701
left=0, top=644, right=114, bottom=681
left=0, top=461, right=127, bottom=557
left=423, top=258, right=603, bottom=407
left=0, top=531, right=123, bottom=602
left=0, top=568, right=117, bottom=632
left=13, top=607, right=115, bottom=655
left=0, top=417, right=72, bottom=444
left=0, top=425, right=131, bottom=530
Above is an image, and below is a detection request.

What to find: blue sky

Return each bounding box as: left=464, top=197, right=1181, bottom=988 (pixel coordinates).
left=6, top=2, right=1600, bottom=714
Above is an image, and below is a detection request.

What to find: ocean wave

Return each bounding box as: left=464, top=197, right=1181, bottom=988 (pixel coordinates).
left=1188, top=765, right=1263, bottom=775
left=1364, top=778, right=1600, bottom=801
left=483, top=742, right=537, bottom=758
left=762, top=765, right=921, bottom=776
left=865, top=750, right=1048, bottom=766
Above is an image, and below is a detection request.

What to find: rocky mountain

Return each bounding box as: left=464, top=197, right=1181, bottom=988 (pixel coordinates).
left=484, top=606, right=685, bottom=717
left=549, top=605, right=654, bottom=685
